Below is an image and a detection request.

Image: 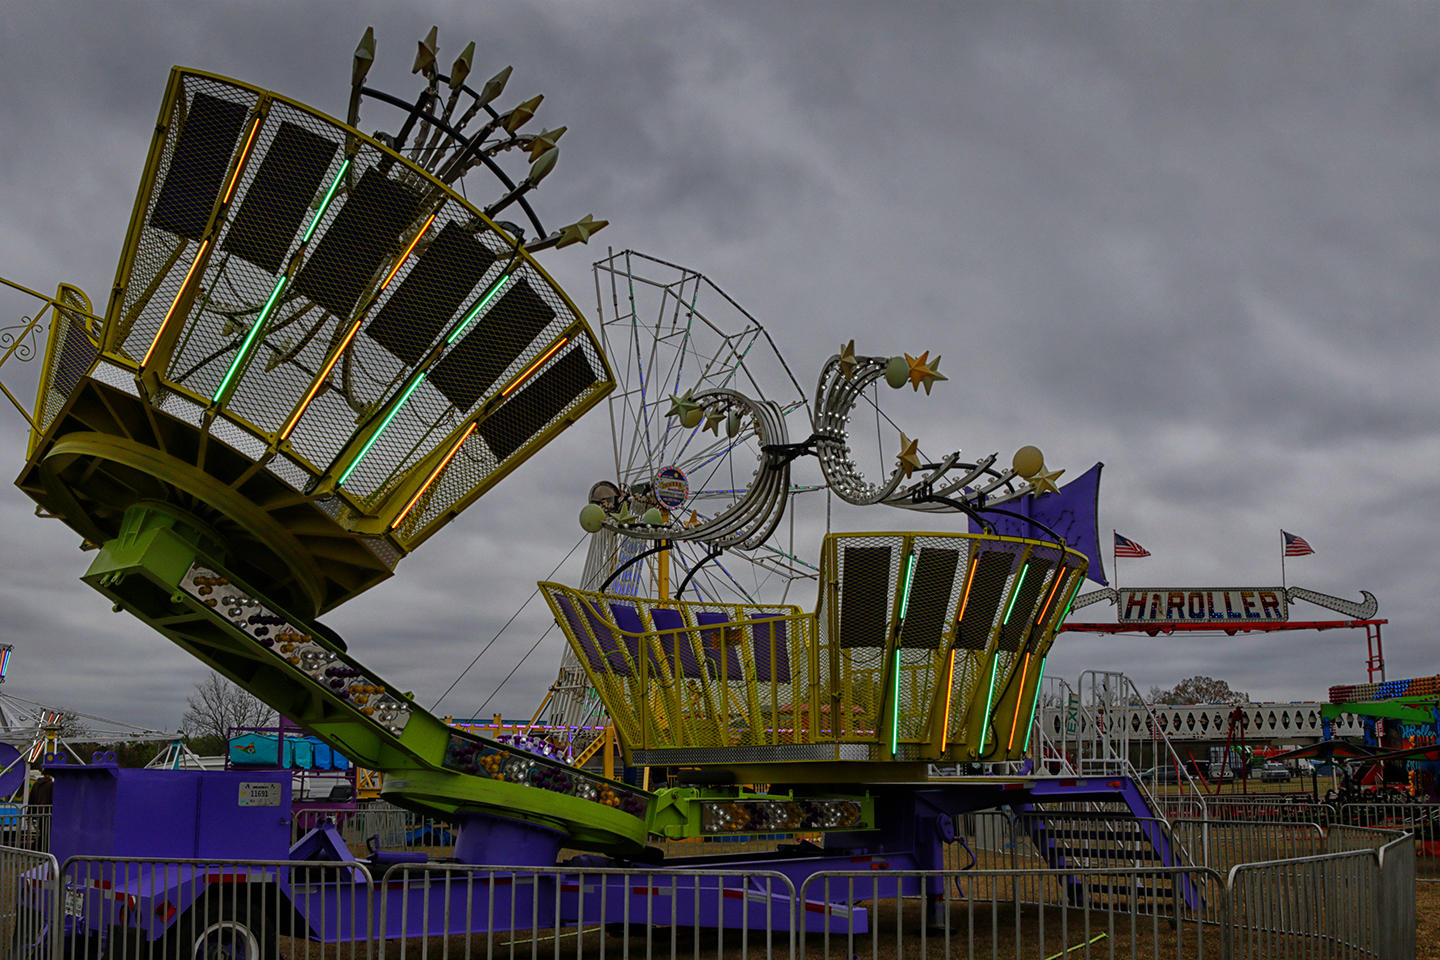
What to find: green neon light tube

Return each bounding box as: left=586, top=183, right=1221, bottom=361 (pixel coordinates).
left=213, top=275, right=287, bottom=401
left=446, top=271, right=513, bottom=345
left=890, top=649, right=901, bottom=755
left=898, top=553, right=916, bottom=620
left=213, top=159, right=352, bottom=404
left=1022, top=656, right=1048, bottom=752
left=978, top=658, right=999, bottom=753
left=1002, top=563, right=1030, bottom=625
left=301, top=158, right=352, bottom=244
left=337, top=373, right=427, bottom=485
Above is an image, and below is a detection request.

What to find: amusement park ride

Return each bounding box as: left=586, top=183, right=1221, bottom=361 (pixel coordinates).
left=1, top=24, right=1408, bottom=951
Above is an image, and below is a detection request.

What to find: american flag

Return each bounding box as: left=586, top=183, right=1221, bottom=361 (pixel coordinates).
left=1282, top=530, right=1314, bottom=557
left=1114, top=533, right=1151, bottom=558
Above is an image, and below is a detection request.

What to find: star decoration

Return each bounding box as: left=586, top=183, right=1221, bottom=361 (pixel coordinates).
left=1027, top=466, right=1065, bottom=497
left=613, top=502, right=639, bottom=525
left=686, top=509, right=702, bottom=528
left=839, top=339, right=858, bottom=380
left=702, top=406, right=725, bottom=435
left=905, top=351, right=949, bottom=394
left=896, top=432, right=923, bottom=478
left=555, top=214, right=609, bottom=248
left=666, top=389, right=701, bottom=422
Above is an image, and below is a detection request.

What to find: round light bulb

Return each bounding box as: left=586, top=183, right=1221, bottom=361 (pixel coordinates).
left=579, top=503, right=606, bottom=533
left=884, top=357, right=908, bottom=389
left=1012, top=445, right=1045, bottom=479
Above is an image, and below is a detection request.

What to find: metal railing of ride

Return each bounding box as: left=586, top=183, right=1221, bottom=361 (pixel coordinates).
left=292, top=804, right=455, bottom=857
left=0, top=824, right=1415, bottom=960
left=1077, top=670, right=1211, bottom=818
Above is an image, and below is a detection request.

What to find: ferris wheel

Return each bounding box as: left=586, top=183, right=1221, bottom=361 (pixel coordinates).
left=546, top=251, right=820, bottom=734
left=584, top=250, right=820, bottom=603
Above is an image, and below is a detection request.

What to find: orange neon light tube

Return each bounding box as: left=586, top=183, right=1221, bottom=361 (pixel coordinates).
left=380, top=214, right=436, bottom=291
left=221, top=117, right=263, bottom=205
left=1034, top=568, right=1067, bottom=630
left=279, top=320, right=362, bottom=440
left=939, top=649, right=957, bottom=752
left=955, top=556, right=978, bottom=621
left=142, top=239, right=211, bottom=367
left=502, top=337, right=568, bottom=397
left=390, top=422, right=477, bottom=529
left=1007, top=652, right=1032, bottom=751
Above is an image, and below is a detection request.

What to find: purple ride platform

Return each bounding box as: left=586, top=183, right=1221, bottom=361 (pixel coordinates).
left=22, top=757, right=1191, bottom=952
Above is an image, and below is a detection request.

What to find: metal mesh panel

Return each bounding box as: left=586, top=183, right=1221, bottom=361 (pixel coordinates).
left=115, top=75, right=251, bottom=358
left=102, top=69, right=613, bottom=545
left=335, top=266, right=578, bottom=501
left=391, top=338, right=607, bottom=543
left=39, top=289, right=98, bottom=433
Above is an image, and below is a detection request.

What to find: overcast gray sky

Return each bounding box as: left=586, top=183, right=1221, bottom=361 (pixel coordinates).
left=0, top=2, right=1436, bottom=733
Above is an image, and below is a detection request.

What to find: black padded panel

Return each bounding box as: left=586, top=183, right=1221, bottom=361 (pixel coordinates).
left=955, top=551, right=1014, bottom=651
left=898, top=547, right=959, bottom=649
left=366, top=222, right=497, bottom=365
left=839, top=545, right=892, bottom=648
left=221, top=122, right=338, bottom=273
left=429, top=277, right=557, bottom=410
left=150, top=93, right=248, bottom=240
left=998, top=559, right=1054, bottom=652
left=292, top=168, right=422, bottom=319
left=476, top=347, right=596, bottom=461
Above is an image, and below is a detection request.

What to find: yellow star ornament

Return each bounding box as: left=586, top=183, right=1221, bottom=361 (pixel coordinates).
left=1028, top=466, right=1065, bottom=497
left=896, top=432, right=923, bottom=478
left=904, top=351, right=949, bottom=394
left=702, top=407, right=725, bottom=435
left=839, top=340, right=858, bottom=380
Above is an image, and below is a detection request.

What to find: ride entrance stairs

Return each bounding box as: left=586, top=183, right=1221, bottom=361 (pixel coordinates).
left=1010, top=777, right=1203, bottom=911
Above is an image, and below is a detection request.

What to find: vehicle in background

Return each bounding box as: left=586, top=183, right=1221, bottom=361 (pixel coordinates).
left=1260, top=762, right=1292, bottom=782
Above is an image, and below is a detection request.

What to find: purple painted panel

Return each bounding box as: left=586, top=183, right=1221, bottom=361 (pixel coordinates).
left=650, top=607, right=706, bottom=678
left=750, top=615, right=792, bottom=682
left=695, top=611, right=744, bottom=679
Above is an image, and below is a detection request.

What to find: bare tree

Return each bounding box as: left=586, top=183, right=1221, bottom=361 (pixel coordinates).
left=181, top=673, right=275, bottom=742
left=1152, top=676, right=1249, bottom=705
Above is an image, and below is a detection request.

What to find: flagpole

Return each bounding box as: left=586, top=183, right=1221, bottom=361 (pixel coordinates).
left=1280, top=530, right=1287, bottom=591
left=1112, top=529, right=1119, bottom=591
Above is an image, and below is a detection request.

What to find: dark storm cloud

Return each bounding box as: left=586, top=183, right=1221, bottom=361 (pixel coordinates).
left=0, top=1, right=1436, bottom=727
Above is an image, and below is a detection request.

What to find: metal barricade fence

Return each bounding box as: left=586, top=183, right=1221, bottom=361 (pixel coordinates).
left=1198, top=795, right=1336, bottom=827
left=0, top=844, right=59, bottom=960
left=375, top=862, right=797, bottom=959
left=1376, top=834, right=1416, bottom=960
left=1172, top=819, right=1326, bottom=873
left=0, top=823, right=1410, bottom=958
left=1340, top=801, right=1440, bottom=880
left=799, top=865, right=1228, bottom=960
left=57, top=855, right=374, bottom=959
left=1227, top=850, right=1380, bottom=960
left=3, top=805, right=53, bottom=853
